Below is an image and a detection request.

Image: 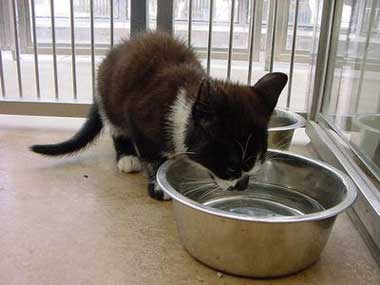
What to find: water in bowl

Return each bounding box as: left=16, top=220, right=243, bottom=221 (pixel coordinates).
left=197, top=183, right=325, bottom=217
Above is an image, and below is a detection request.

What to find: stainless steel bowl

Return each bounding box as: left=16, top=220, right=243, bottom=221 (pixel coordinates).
left=351, top=114, right=380, bottom=166
left=268, top=109, right=306, bottom=150
left=157, top=150, right=356, bottom=277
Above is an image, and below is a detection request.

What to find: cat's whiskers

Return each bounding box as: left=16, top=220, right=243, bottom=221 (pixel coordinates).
left=198, top=185, right=221, bottom=201
left=243, top=133, right=253, bottom=160
left=268, top=135, right=291, bottom=151
left=183, top=182, right=215, bottom=196
left=183, top=184, right=214, bottom=196
left=234, top=139, right=246, bottom=162
left=173, top=151, right=196, bottom=157
left=180, top=180, right=214, bottom=187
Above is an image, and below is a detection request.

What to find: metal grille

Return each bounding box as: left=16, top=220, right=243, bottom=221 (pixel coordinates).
left=0, top=0, right=320, bottom=116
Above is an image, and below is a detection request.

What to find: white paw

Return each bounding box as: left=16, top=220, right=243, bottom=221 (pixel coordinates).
left=160, top=189, right=171, bottom=201
left=117, top=155, right=142, bottom=173
left=149, top=183, right=171, bottom=201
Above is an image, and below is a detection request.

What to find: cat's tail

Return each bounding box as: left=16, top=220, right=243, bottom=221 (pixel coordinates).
left=30, top=104, right=103, bottom=156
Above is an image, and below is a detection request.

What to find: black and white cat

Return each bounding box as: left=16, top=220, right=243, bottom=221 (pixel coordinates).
left=31, top=32, right=288, bottom=200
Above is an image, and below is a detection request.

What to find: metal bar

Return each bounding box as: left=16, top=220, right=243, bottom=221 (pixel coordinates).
left=16, top=0, right=28, bottom=54
left=286, top=0, right=299, bottom=109
left=0, top=101, right=91, bottom=118
left=157, top=0, right=174, bottom=34
left=207, top=0, right=214, bottom=75
left=253, top=0, right=263, bottom=62
left=11, top=0, right=23, bottom=98
left=226, top=0, right=236, bottom=81
left=50, top=0, right=58, bottom=99
left=130, top=0, right=148, bottom=35
left=69, top=0, right=77, bottom=99
left=90, top=0, right=95, bottom=97
left=269, top=0, right=278, bottom=72
left=110, top=0, right=114, bottom=48
left=30, top=0, right=40, bottom=99
left=247, top=0, right=257, bottom=85
left=188, top=0, right=193, bottom=46
left=355, top=0, right=378, bottom=114
left=0, top=50, right=5, bottom=98
left=308, top=0, right=342, bottom=120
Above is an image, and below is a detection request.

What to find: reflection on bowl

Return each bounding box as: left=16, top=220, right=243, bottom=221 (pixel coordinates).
left=157, top=150, right=356, bottom=277
left=352, top=114, right=380, bottom=167
left=268, top=108, right=306, bottom=150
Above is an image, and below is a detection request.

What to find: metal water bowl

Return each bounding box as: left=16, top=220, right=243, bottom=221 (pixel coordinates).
left=351, top=114, right=380, bottom=166
left=157, top=150, right=356, bottom=277
left=268, top=109, right=306, bottom=150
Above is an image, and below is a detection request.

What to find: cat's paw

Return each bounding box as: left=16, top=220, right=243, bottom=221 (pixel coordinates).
left=117, top=155, right=142, bottom=173
left=148, top=182, right=171, bottom=201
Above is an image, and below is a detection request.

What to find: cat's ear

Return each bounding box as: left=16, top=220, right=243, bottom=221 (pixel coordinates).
left=251, top=72, right=288, bottom=115
left=192, top=79, right=215, bottom=128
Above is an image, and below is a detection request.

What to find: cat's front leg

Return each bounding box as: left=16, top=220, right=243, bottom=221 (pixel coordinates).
left=144, top=161, right=171, bottom=201
left=113, top=135, right=142, bottom=173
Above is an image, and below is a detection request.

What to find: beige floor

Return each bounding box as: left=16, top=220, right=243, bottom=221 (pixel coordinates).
left=0, top=115, right=380, bottom=285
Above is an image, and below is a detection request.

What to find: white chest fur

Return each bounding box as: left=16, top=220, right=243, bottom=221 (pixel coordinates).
left=167, top=88, right=193, bottom=155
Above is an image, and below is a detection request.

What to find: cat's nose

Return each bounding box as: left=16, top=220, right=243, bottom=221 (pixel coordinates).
left=235, top=175, right=249, bottom=191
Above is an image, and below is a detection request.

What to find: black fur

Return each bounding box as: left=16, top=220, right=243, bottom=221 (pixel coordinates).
left=30, top=104, right=103, bottom=156
left=112, top=136, right=136, bottom=161
left=185, top=74, right=287, bottom=181
left=30, top=32, right=288, bottom=199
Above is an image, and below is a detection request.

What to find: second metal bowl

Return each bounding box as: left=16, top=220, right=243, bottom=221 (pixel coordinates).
left=268, top=108, right=306, bottom=150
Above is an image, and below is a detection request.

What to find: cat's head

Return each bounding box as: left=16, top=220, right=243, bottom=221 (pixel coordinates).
left=185, top=72, right=288, bottom=191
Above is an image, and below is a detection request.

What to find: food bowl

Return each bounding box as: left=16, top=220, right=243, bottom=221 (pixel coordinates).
left=351, top=114, right=380, bottom=166
left=268, top=109, right=306, bottom=150
left=157, top=150, right=356, bottom=277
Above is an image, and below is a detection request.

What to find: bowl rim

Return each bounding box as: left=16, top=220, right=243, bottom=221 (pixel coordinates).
left=353, top=113, right=380, bottom=134
left=269, top=108, right=306, bottom=132
left=157, top=149, right=357, bottom=223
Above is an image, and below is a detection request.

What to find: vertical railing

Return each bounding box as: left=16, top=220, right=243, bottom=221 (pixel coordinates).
left=90, top=0, right=96, bottom=97
left=110, top=0, right=114, bottom=48
left=30, top=0, right=40, bottom=99
left=50, top=0, right=59, bottom=99
left=11, top=0, right=23, bottom=98
left=287, top=0, right=300, bottom=109
left=70, top=0, right=78, bottom=100
left=0, top=0, right=321, bottom=115
left=269, top=0, right=278, bottom=73
left=187, top=0, right=193, bottom=46
left=130, top=0, right=148, bottom=35
left=206, top=0, right=214, bottom=75
left=247, top=0, right=257, bottom=85
left=157, top=0, right=174, bottom=34
left=226, top=0, right=236, bottom=81
left=0, top=49, right=5, bottom=98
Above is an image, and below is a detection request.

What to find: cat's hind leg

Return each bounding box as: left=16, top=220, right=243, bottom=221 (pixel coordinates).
left=112, top=135, right=142, bottom=173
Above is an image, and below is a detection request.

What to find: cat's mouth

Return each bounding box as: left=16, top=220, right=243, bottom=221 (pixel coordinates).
left=185, top=158, right=250, bottom=191
left=208, top=172, right=250, bottom=191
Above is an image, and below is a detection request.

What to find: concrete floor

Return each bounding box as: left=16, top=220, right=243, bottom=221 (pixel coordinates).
left=1, top=115, right=380, bottom=285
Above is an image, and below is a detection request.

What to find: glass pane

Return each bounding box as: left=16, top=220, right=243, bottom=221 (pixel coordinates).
left=322, top=0, right=380, bottom=177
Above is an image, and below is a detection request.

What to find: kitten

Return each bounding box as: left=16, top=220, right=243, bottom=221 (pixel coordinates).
left=30, top=32, right=288, bottom=200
